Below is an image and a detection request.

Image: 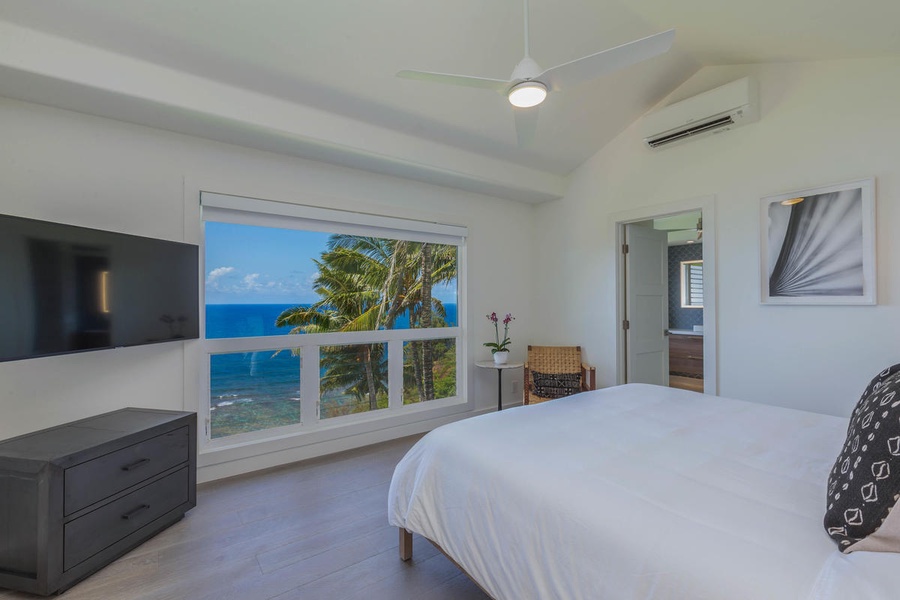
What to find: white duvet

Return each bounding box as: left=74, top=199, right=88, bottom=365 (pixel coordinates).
left=388, top=384, right=900, bottom=599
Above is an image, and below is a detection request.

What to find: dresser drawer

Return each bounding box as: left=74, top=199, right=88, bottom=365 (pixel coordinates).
left=64, top=426, right=189, bottom=515
left=63, top=467, right=189, bottom=570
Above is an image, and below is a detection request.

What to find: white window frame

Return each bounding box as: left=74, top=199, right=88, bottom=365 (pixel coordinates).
left=200, top=192, right=468, bottom=451
left=680, top=260, right=703, bottom=308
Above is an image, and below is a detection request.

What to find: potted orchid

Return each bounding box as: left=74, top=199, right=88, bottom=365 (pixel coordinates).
left=484, top=312, right=514, bottom=364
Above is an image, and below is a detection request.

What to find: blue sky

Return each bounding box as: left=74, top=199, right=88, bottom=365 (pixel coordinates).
left=205, top=222, right=457, bottom=305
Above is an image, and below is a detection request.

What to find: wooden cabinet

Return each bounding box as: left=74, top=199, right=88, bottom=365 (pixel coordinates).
left=0, top=408, right=196, bottom=595
left=669, top=334, right=703, bottom=378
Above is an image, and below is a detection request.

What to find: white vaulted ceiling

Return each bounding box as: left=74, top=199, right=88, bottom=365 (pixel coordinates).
left=1, top=0, right=899, bottom=202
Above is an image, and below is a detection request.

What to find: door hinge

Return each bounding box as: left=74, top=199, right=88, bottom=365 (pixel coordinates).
left=623, top=319, right=630, bottom=331
left=622, top=243, right=629, bottom=254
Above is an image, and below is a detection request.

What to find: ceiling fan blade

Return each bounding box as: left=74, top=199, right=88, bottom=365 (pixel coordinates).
left=397, top=70, right=510, bottom=93
left=513, top=106, right=539, bottom=147
left=539, top=28, right=675, bottom=92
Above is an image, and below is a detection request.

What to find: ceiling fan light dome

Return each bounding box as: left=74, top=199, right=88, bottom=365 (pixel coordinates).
left=508, top=81, right=547, bottom=108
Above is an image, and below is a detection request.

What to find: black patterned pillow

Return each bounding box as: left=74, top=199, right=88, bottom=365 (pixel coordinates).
left=825, top=364, right=900, bottom=552
left=532, top=371, right=581, bottom=399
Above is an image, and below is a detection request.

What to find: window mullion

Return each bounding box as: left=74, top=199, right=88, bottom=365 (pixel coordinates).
left=200, top=351, right=211, bottom=443
left=388, top=339, right=403, bottom=409
left=299, top=344, right=319, bottom=425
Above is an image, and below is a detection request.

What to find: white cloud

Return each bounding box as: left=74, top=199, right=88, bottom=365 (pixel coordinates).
left=205, top=267, right=317, bottom=302
left=206, top=266, right=235, bottom=283
left=243, top=273, right=261, bottom=290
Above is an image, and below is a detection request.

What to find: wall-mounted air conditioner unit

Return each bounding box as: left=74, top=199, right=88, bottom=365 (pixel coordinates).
left=640, top=76, right=758, bottom=149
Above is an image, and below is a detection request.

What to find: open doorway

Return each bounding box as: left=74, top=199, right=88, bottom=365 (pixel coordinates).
left=613, top=198, right=717, bottom=395
left=654, top=212, right=704, bottom=392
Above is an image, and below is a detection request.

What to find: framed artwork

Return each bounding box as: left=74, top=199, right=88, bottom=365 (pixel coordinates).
left=760, top=178, right=876, bottom=305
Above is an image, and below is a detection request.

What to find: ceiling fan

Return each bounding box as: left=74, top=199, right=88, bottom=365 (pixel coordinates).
left=690, top=216, right=703, bottom=242
left=397, top=0, right=675, bottom=145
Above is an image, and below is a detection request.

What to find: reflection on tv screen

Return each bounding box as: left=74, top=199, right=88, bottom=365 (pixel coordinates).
left=0, top=214, right=199, bottom=362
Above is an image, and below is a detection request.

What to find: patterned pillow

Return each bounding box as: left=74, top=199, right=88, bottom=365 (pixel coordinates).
left=532, top=371, right=581, bottom=400
left=825, top=364, right=900, bottom=552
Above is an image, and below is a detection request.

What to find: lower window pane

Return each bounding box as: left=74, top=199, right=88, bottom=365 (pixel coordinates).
left=210, top=350, right=301, bottom=439
left=403, top=338, right=457, bottom=404
left=320, top=343, right=388, bottom=419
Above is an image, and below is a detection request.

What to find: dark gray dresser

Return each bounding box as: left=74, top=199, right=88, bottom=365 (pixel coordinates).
left=0, top=408, right=196, bottom=595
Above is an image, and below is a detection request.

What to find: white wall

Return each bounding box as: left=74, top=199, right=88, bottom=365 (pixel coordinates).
left=0, top=97, right=536, bottom=479
left=534, top=58, right=900, bottom=417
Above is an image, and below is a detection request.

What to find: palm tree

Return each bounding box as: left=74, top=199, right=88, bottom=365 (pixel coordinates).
left=318, top=341, right=387, bottom=414
left=399, top=242, right=457, bottom=402
left=278, top=234, right=458, bottom=407
left=390, top=240, right=455, bottom=404
left=276, top=255, right=385, bottom=410
left=323, top=235, right=412, bottom=330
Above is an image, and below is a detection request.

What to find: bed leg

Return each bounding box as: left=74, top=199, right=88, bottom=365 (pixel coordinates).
left=399, top=528, right=413, bottom=561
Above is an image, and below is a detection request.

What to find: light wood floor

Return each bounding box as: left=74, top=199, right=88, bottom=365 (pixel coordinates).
left=0, top=435, right=489, bottom=600
left=669, top=374, right=704, bottom=393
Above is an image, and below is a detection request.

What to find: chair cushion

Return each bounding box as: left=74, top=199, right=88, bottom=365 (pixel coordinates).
left=531, top=371, right=581, bottom=400
left=825, top=363, right=900, bottom=552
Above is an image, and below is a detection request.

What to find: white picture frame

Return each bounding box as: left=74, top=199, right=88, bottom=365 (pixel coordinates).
left=760, top=178, right=876, bottom=305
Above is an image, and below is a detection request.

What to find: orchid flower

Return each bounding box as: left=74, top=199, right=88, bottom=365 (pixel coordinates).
left=484, top=311, right=514, bottom=353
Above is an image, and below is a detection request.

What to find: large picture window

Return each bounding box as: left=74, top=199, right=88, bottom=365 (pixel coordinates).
left=201, top=193, right=465, bottom=445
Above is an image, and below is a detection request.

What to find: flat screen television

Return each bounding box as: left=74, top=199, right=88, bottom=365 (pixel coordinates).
left=0, top=213, right=199, bottom=362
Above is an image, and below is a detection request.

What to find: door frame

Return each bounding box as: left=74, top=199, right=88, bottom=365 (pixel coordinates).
left=611, top=195, right=718, bottom=395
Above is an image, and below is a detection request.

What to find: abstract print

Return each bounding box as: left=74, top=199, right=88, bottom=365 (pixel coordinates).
left=767, top=187, right=864, bottom=297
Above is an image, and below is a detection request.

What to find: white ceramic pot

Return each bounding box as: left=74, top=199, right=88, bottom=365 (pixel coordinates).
left=493, top=351, right=509, bottom=365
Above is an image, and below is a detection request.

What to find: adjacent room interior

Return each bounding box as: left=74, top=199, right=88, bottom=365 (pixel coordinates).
left=1, top=0, right=900, bottom=597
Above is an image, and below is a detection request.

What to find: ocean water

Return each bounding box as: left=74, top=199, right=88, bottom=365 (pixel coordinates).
left=207, top=304, right=299, bottom=410
left=206, top=303, right=457, bottom=409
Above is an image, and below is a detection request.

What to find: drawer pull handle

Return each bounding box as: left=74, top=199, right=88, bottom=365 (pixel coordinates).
left=122, top=504, right=151, bottom=520
left=121, top=458, right=150, bottom=471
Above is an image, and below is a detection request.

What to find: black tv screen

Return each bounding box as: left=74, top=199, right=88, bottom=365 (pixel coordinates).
left=0, top=214, right=199, bottom=362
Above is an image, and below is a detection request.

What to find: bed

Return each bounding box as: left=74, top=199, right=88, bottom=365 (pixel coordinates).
left=388, top=383, right=900, bottom=599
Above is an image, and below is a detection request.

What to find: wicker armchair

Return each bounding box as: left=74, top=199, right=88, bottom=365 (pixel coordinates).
left=524, top=345, right=596, bottom=405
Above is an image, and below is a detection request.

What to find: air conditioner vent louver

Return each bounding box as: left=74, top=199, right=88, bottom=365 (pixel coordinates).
left=646, top=114, right=735, bottom=148
left=640, top=77, right=758, bottom=150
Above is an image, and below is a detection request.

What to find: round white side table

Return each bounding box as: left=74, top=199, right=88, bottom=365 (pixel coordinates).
left=475, top=360, right=525, bottom=411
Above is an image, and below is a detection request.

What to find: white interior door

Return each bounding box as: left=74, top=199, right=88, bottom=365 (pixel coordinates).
left=625, top=223, right=669, bottom=385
